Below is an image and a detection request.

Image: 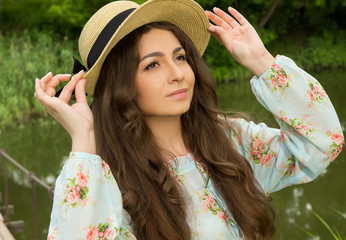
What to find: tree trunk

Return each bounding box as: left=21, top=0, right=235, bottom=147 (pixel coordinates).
left=258, top=0, right=279, bottom=29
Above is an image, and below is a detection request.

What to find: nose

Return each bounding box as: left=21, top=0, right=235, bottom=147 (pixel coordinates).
left=167, top=61, right=184, bottom=84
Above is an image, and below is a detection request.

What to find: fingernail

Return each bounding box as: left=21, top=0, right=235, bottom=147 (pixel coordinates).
left=64, top=74, right=71, bottom=77
left=78, top=70, right=84, bottom=74
left=35, top=78, right=39, bottom=86
left=208, top=27, right=215, bottom=33
left=44, top=72, right=52, bottom=78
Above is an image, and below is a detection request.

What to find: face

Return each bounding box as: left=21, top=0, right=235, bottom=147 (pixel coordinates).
left=135, top=28, right=195, bottom=118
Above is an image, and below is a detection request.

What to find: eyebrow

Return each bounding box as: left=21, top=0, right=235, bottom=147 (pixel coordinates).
left=139, top=47, right=183, bottom=62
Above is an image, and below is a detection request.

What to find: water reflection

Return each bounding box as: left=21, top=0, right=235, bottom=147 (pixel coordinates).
left=286, top=188, right=304, bottom=224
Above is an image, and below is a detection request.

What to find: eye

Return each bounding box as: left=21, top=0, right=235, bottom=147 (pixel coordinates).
left=175, top=54, right=186, bottom=62
left=144, top=62, right=159, bottom=71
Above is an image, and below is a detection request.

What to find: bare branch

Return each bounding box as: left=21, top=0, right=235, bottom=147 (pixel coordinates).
left=258, top=0, right=279, bottom=29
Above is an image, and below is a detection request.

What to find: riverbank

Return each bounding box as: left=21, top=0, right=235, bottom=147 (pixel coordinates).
left=0, top=30, right=345, bottom=128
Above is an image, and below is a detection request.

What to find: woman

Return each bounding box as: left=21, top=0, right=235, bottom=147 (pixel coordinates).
left=34, top=0, right=344, bottom=239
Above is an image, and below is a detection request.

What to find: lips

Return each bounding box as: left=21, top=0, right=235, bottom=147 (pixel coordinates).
left=167, top=88, right=188, bottom=99
left=168, top=88, right=187, bottom=97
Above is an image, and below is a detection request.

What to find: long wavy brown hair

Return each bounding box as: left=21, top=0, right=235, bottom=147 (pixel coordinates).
left=92, top=22, right=275, bottom=240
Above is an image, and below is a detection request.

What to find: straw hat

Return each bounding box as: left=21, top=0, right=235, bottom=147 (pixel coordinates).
left=76, top=0, right=210, bottom=96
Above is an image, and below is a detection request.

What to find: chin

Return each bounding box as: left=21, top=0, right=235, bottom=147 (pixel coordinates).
left=158, top=104, right=191, bottom=117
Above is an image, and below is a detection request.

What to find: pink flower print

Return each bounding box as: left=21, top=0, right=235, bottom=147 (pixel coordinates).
left=278, top=76, right=287, bottom=87
left=260, top=154, right=271, bottom=166
left=271, top=77, right=278, bottom=87
left=313, top=84, right=321, bottom=92
left=306, top=80, right=328, bottom=108
left=62, top=169, right=92, bottom=210
left=207, top=194, right=215, bottom=205
left=266, top=65, right=290, bottom=95
left=287, top=73, right=292, bottom=82
left=300, top=124, right=309, bottom=132
left=280, top=130, right=285, bottom=141
left=250, top=133, right=277, bottom=165
left=86, top=226, right=99, bottom=240
left=325, top=131, right=344, bottom=163
left=106, top=217, right=114, bottom=223
left=255, top=138, right=263, bottom=148
left=129, top=233, right=136, bottom=239
left=217, top=211, right=226, bottom=221
left=309, top=89, right=316, bottom=102
left=101, top=161, right=114, bottom=181
left=77, top=172, right=88, bottom=187
left=330, top=152, right=337, bottom=162
left=104, top=228, right=117, bottom=239
left=67, top=189, right=78, bottom=204
left=331, top=133, right=344, bottom=145
left=272, top=64, right=281, bottom=73
left=320, top=91, right=327, bottom=98
left=48, top=235, right=56, bottom=240
left=252, top=145, right=259, bottom=156
left=280, top=116, right=288, bottom=123
left=82, top=197, right=91, bottom=207
left=201, top=200, right=209, bottom=212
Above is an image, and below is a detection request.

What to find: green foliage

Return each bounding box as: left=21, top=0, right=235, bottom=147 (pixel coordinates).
left=296, top=30, right=346, bottom=70
left=0, top=0, right=345, bottom=126
left=0, top=0, right=146, bottom=37
left=0, top=30, right=78, bottom=128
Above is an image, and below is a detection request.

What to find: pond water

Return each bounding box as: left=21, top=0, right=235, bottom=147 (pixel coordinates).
left=0, top=69, right=345, bottom=239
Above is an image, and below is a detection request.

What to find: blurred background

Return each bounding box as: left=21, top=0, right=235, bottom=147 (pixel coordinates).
left=0, top=0, right=345, bottom=239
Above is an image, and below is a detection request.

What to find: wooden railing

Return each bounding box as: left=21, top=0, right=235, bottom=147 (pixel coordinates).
left=0, top=149, right=54, bottom=240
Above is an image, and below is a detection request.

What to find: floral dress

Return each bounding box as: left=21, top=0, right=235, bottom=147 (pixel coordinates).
left=47, top=56, right=344, bottom=240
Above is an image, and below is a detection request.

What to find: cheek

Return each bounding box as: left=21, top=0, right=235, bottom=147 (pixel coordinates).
left=187, top=67, right=195, bottom=88
left=135, top=79, right=162, bottom=112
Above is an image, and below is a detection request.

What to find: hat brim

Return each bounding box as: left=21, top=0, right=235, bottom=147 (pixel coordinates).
left=83, top=0, right=210, bottom=96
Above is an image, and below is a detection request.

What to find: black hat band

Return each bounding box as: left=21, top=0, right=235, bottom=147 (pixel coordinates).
left=87, top=8, right=136, bottom=69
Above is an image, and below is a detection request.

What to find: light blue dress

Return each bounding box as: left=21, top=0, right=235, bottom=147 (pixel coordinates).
left=47, top=56, right=344, bottom=240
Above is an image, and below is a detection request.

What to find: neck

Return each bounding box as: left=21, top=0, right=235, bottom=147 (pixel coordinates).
left=145, top=116, right=188, bottom=160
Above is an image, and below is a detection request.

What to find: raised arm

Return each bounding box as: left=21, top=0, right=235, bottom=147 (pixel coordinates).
left=206, top=7, right=344, bottom=193
left=205, top=7, right=274, bottom=77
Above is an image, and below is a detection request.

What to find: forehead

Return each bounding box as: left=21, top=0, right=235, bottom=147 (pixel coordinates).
left=137, top=28, right=182, bottom=55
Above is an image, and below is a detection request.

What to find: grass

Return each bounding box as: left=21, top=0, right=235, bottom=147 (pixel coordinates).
left=298, top=207, right=346, bottom=240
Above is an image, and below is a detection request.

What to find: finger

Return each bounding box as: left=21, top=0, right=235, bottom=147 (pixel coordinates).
left=41, top=72, right=53, bottom=85
left=205, top=10, right=232, bottom=30
left=45, top=86, right=57, bottom=97
left=213, top=7, right=240, bottom=28
left=45, top=74, right=71, bottom=96
left=75, top=78, right=88, bottom=104
left=207, top=23, right=223, bottom=43
left=38, top=72, right=53, bottom=92
left=228, top=7, right=249, bottom=26
left=34, top=78, right=55, bottom=105
left=59, top=70, right=84, bottom=104
left=48, top=74, right=71, bottom=87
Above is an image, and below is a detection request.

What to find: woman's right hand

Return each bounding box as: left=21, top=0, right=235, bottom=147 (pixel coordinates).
left=34, top=70, right=96, bottom=154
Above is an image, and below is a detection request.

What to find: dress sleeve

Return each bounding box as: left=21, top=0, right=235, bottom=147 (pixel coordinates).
left=232, top=55, right=344, bottom=194
left=47, top=152, right=128, bottom=240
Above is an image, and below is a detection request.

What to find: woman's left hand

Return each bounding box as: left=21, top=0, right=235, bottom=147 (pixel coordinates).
left=206, top=7, right=275, bottom=77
